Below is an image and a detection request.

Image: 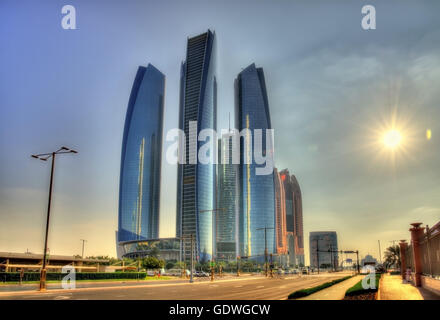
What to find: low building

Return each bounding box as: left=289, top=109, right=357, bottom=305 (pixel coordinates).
left=119, top=238, right=180, bottom=261
left=0, top=252, right=109, bottom=272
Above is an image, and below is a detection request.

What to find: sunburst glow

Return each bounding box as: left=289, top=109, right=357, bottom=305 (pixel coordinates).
left=382, top=129, right=402, bottom=149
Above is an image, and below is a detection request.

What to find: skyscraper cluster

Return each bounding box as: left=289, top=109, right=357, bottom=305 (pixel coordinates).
left=117, top=30, right=304, bottom=267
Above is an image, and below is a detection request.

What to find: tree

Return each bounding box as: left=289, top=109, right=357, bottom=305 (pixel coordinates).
left=166, top=261, right=175, bottom=270
left=175, top=261, right=185, bottom=270
left=384, top=245, right=400, bottom=269
left=142, top=256, right=165, bottom=270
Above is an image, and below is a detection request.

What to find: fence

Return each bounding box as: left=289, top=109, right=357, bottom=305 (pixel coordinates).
left=404, top=222, right=440, bottom=278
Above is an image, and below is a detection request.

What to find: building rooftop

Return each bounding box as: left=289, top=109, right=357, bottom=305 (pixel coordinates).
left=0, top=252, right=109, bottom=263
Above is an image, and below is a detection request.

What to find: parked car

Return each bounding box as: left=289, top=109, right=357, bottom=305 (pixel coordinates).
left=194, top=271, right=209, bottom=277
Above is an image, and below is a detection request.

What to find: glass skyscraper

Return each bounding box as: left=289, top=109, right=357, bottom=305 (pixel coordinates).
left=118, top=64, right=165, bottom=242
left=216, top=134, right=239, bottom=261
left=176, top=30, right=217, bottom=262
left=235, top=63, right=275, bottom=259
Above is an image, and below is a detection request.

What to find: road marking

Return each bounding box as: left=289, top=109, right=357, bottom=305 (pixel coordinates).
left=54, top=295, right=71, bottom=300
left=235, top=285, right=243, bottom=288
left=256, top=286, right=264, bottom=288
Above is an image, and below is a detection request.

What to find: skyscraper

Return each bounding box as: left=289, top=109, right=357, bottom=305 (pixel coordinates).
left=309, top=231, right=339, bottom=269
left=280, top=169, right=304, bottom=266
left=235, top=63, right=275, bottom=259
left=216, top=134, right=239, bottom=261
left=118, top=64, right=165, bottom=242
left=274, top=168, right=287, bottom=256
left=176, top=30, right=217, bottom=262
left=291, top=174, right=304, bottom=265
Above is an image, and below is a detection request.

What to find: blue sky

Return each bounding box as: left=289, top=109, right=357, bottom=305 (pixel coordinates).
left=1, top=0, right=439, bottom=261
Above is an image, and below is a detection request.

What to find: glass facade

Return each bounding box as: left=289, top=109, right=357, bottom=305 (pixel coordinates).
left=216, top=134, right=239, bottom=261
left=176, top=30, right=217, bottom=262
left=235, top=63, right=275, bottom=259
left=118, top=64, right=164, bottom=242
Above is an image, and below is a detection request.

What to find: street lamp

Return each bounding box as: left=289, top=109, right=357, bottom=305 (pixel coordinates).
left=80, top=239, right=87, bottom=258
left=31, top=146, right=78, bottom=291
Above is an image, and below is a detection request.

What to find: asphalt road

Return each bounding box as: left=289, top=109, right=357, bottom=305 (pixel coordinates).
left=0, top=272, right=353, bottom=300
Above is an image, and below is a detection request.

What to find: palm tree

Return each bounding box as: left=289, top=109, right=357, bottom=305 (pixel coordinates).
left=384, top=245, right=400, bottom=270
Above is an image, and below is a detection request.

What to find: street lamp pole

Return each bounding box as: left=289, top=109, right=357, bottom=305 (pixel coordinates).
left=31, top=146, right=77, bottom=291
left=80, top=239, right=87, bottom=258
left=316, top=239, right=320, bottom=274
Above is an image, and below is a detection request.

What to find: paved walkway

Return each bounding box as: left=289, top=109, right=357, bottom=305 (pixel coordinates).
left=379, top=274, right=440, bottom=300
left=299, top=275, right=362, bottom=300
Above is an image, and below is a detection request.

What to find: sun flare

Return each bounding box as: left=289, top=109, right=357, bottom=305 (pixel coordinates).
left=382, top=129, right=402, bottom=149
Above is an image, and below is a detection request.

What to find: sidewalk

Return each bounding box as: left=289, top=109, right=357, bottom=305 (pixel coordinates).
left=298, top=275, right=363, bottom=300
left=378, top=274, right=440, bottom=300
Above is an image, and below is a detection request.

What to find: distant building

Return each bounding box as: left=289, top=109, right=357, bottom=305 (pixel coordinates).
left=235, top=63, right=276, bottom=260
left=361, top=254, right=378, bottom=266
left=309, top=231, right=338, bottom=269
left=118, top=64, right=165, bottom=242
left=280, top=170, right=304, bottom=266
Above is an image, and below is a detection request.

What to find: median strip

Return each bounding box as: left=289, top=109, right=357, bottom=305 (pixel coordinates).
left=288, top=275, right=353, bottom=299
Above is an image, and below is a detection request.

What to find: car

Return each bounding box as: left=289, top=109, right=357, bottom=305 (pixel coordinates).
left=194, top=271, right=209, bottom=277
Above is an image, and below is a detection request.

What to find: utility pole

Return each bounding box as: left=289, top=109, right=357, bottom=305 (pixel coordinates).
left=190, top=234, right=194, bottom=283
left=80, top=239, right=87, bottom=258
left=329, top=244, right=334, bottom=272
left=31, top=146, right=78, bottom=291
left=236, top=256, right=240, bottom=277
left=316, top=239, right=320, bottom=274
left=378, top=240, right=382, bottom=264
left=256, top=227, right=274, bottom=277
left=356, top=250, right=360, bottom=274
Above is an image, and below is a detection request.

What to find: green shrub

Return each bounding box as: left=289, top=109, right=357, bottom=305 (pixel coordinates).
left=288, top=275, right=352, bottom=299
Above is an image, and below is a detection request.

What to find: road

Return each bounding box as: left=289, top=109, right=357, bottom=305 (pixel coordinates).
left=0, top=272, right=353, bottom=300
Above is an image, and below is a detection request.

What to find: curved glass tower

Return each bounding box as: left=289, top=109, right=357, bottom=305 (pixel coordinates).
left=118, top=64, right=165, bottom=242
left=176, top=30, right=217, bottom=262
left=235, top=63, right=275, bottom=259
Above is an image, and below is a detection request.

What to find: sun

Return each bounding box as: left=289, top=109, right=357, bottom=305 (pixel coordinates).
left=382, top=129, right=402, bottom=149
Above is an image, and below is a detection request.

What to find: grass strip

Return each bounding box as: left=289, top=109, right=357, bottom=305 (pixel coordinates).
left=288, top=275, right=353, bottom=299
left=344, top=273, right=381, bottom=297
